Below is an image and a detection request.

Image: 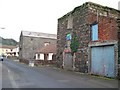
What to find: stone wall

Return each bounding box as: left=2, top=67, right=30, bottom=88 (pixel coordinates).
left=19, top=36, right=57, bottom=61
left=57, top=2, right=120, bottom=72
left=57, top=2, right=90, bottom=70
left=118, top=18, right=120, bottom=79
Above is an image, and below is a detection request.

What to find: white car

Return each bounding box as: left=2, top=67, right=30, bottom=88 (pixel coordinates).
left=0, top=56, right=3, bottom=61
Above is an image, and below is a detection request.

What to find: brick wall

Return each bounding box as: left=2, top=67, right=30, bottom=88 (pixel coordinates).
left=88, top=11, right=118, bottom=42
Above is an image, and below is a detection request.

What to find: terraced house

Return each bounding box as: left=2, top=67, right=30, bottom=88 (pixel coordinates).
left=0, top=45, right=19, bottom=57
left=57, top=2, right=120, bottom=78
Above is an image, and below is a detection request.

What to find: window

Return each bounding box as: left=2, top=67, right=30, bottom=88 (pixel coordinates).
left=20, top=47, right=22, bottom=51
left=92, top=24, right=98, bottom=41
left=67, top=15, right=73, bottom=29
left=40, top=54, right=44, bottom=60
left=38, top=54, right=40, bottom=59
left=36, top=54, right=38, bottom=60
left=48, top=53, right=53, bottom=60
left=31, top=38, right=33, bottom=41
left=44, top=42, right=50, bottom=46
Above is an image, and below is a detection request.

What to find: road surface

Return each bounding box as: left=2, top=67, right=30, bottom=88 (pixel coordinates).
left=0, top=59, right=119, bottom=88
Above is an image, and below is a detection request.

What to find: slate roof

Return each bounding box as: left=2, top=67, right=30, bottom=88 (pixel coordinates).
left=36, top=44, right=56, bottom=54
left=0, top=45, right=17, bottom=49
left=21, top=30, right=57, bottom=39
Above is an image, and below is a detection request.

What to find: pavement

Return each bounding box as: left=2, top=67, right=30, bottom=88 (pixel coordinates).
left=0, top=59, right=119, bottom=88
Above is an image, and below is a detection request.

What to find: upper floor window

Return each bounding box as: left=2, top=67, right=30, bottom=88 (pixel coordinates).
left=31, top=38, right=33, bottom=41
left=20, top=47, right=22, bottom=51
left=91, top=23, right=98, bottom=41
left=67, top=15, right=73, bottom=29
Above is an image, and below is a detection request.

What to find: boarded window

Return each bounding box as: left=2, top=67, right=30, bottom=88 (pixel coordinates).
left=67, top=15, right=73, bottom=29
left=31, top=38, right=33, bottom=41
left=92, top=24, right=98, bottom=41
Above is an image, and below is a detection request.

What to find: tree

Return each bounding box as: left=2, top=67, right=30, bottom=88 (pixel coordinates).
left=70, top=32, right=79, bottom=70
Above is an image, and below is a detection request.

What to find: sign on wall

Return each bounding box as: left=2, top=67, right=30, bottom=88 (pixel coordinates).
left=66, top=34, right=72, bottom=40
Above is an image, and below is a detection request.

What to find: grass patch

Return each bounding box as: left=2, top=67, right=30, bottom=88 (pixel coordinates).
left=91, top=74, right=116, bottom=80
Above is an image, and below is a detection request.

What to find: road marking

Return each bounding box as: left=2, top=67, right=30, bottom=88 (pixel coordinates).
left=8, top=69, right=19, bottom=88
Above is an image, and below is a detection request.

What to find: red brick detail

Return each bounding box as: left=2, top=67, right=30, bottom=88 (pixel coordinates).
left=88, top=12, right=118, bottom=42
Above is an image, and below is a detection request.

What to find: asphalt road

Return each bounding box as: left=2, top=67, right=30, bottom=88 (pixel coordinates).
left=0, top=59, right=119, bottom=88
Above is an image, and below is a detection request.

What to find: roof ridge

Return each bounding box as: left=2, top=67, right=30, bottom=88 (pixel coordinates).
left=21, top=30, right=57, bottom=35
left=21, top=30, right=57, bottom=39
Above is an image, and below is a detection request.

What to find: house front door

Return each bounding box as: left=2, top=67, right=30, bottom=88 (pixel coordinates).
left=64, top=53, right=73, bottom=70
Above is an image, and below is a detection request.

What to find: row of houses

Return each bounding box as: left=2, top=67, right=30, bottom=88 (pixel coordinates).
left=0, top=45, right=19, bottom=57
left=19, top=2, right=120, bottom=78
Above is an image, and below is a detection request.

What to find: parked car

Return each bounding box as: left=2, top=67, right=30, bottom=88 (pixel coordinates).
left=0, top=55, right=4, bottom=61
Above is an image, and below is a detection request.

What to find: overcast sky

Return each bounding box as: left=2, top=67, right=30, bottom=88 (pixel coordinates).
left=0, top=0, right=120, bottom=42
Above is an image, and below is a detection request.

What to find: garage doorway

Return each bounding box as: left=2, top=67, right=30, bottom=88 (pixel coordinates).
left=91, top=45, right=115, bottom=77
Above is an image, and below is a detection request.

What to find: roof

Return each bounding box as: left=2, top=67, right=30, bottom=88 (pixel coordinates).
left=21, top=31, right=57, bottom=39
left=59, top=2, right=120, bottom=20
left=0, top=45, right=17, bottom=49
left=36, top=44, right=56, bottom=54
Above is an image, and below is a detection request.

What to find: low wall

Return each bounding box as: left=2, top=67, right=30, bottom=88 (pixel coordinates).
left=19, top=59, right=29, bottom=65
left=34, top=60, right=55, bottom=66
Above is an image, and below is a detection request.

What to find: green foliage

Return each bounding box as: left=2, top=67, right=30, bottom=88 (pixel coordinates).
left=70, top=32, right=79, bottom=56
left=0, top=36, right=18, bottom=46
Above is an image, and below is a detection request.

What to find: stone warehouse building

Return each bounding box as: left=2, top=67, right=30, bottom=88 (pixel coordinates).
left=19, top=31, right=57, bottom=64
left=57, top=2, right=120, bottom=78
